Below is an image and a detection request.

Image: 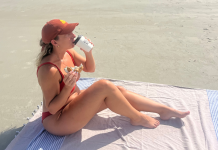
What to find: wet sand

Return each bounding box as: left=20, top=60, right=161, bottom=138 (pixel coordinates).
left=1, top=0, right=218, bottom=149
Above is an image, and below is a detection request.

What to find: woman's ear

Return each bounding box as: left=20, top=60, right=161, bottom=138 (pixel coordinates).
left=51, top=39, right=58, bottom=47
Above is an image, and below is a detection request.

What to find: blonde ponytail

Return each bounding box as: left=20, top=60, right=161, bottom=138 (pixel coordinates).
left=35, top=36, right=59, bottom=67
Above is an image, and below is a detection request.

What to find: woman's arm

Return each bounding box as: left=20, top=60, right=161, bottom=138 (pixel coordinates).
left=47, top=86, right=73, bottom=114
left=38, top=65, right=76, bottom=114
left=68, top=48, right=95, bottom=72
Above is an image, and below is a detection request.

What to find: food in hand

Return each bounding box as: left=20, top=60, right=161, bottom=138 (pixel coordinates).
left=64, top=64, right=83, bottom=73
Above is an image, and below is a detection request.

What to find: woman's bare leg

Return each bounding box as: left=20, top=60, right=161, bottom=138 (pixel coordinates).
left=59, top=80, right=160, bottom=135
left=116, top=86, right=190, bottom=120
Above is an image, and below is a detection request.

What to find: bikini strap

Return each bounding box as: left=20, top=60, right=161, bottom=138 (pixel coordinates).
left=66, top=50, right=75, bottom=65
left=37, top=62, right=64, bottom=79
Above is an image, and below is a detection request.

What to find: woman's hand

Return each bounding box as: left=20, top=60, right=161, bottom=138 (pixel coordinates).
left=80, top=37, right=94, bottom=53
left=76, top=72, right=80, bottom=81
left=63, top=71, right=78, bottom=89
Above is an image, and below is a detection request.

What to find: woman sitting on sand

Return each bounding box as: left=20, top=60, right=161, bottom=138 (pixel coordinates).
left=36, top=19, right=190, bottom=136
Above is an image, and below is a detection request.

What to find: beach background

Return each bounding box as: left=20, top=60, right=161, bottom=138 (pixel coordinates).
left=0, top=0, right=218, bottom=149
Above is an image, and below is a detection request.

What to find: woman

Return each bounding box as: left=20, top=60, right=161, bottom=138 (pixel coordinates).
left=36, top=19, right=190, bottom=136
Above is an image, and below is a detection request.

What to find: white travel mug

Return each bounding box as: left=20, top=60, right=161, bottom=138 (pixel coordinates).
left=73, top=35, right=93, bottom=52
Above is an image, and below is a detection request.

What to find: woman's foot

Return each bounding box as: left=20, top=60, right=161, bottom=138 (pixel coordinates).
left=130, top=113, right=160, bottom=128
left=159, top=107, right=190, bottom=120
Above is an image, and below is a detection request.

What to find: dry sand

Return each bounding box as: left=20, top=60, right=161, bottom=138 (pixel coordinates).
left=0, top=0, right=218, bottom=149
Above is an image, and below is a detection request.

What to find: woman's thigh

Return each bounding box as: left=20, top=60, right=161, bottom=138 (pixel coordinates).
left=46, top=80, right=113, bottom=136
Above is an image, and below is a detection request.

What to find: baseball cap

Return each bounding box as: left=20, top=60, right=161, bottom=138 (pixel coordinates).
left=42, top=19, right=79, bottom=44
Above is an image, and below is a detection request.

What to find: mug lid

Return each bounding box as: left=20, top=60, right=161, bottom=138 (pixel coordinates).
left=73, top=35, right=82, bottom=45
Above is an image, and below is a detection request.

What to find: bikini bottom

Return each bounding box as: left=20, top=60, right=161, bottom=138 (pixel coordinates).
left=42, top=104, right=67, bottom=123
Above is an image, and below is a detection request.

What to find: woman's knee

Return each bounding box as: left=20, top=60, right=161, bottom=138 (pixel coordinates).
left=95, top=79, right=115, bottom=91
left=96, top=80, right=126, bottom=93
left=117, top=86, right=126, bottom=94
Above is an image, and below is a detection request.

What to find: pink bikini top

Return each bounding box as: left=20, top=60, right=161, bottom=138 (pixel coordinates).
left=37, top=50, right=76, bottom=93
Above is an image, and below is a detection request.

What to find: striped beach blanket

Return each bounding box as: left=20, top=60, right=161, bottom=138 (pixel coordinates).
left=6, top=78, right=218, bottom=150
left=207, top=90, right=218, bottom=139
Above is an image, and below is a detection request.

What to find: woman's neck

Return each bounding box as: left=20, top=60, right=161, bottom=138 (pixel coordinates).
left=52, top=48, right=66, bottom=62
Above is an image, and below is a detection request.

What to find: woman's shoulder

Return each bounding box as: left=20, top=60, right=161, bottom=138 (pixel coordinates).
left=38, top=63, right=58, bottom=77
left=37, top=57, right=60, bottom=80
left=37, top=64, right=60, bottom=87
left=67, top=48, right=76, bottom=57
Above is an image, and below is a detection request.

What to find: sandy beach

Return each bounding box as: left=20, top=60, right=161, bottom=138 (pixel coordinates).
left=1, top=0, right=218, bottom=149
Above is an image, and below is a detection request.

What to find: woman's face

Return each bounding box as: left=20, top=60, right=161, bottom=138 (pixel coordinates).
left=55, top=32, right=76, bottom=49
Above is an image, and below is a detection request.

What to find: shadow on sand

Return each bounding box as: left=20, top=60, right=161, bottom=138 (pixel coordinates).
left=0, top=125, right=24, bottom=150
